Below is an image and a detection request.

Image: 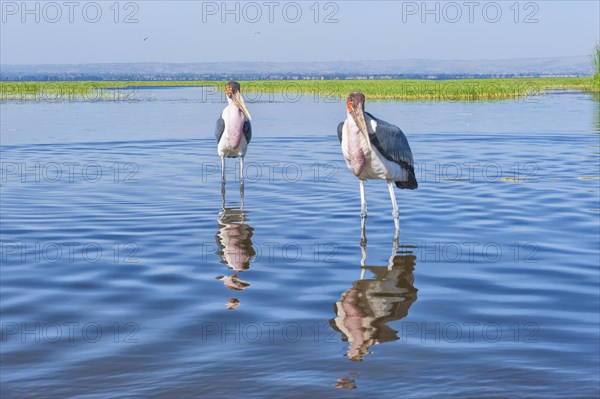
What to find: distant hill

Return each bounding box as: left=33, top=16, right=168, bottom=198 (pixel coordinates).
left=0, top=56, right=593, bottom=81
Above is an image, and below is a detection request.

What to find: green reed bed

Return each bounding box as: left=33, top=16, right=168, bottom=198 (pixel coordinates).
left=1, top=77, right=598, bottom=102
left=238, top=78, right=598, bottom=101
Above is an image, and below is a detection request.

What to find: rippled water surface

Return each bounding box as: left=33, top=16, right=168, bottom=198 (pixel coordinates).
left=1, top=89, right=599, bottom=398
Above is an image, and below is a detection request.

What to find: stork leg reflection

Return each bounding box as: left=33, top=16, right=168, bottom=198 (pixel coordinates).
left=359, top=239, right=368, bottom=280
left=221, top=181, right=226, bottom=209
left=360, top=225, right=400, bottom=282
left=331, top=232, right=418, bottom=362
left=215, top=192, right=255, bottom=306
left=240, top=177, right=245, bottom=210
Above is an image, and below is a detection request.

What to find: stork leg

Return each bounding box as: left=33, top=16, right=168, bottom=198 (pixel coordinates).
left=359, top=180, right=368, bottom=245
left=387, top=180, right=400, bottom=237
left=360, top=180, right=367, bottom=218
left=360, top=215, right=367, bottom=246
left=221, top=156, right=226, bottom=185
left=240, top=156, right=244, bottom=188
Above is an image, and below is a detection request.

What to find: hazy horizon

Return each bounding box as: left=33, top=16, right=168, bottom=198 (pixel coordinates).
left=0, top=54, right=594, bottom=67
left=1, top=55, right=594, bottom=80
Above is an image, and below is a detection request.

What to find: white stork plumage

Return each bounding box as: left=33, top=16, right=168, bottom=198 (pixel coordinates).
left=215, top=81, right=252, bottom=186
left=338, top=92, right=418, bottom=235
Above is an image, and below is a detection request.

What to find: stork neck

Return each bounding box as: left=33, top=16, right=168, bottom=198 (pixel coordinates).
left=346, top=114, right=362, bottom=138
left=346, top=116, right=366, bottom=176
left=226, top=101, right=244, bottom=149
left=347, top=112, right=357, bottom=128
left=348, top=123, right=362, bottom=148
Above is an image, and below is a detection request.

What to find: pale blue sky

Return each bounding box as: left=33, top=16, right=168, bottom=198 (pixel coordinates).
left=1, top=0, right=599, bottom=64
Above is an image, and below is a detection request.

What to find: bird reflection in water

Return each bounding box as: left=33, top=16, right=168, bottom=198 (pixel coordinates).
left=330, top=234, right=417, bottom=361
left=215, top=184, right=255, bottom=307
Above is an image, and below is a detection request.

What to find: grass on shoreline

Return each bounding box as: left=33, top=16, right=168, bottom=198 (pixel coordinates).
left=1, top=77, right=598, bottom=102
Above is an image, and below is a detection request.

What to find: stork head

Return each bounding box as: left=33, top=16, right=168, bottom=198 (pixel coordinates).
left=226, top=80, right=252, bottom=121
left=346, top=91, right=370, bottom=150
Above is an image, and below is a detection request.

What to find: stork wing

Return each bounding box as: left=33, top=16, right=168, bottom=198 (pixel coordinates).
left=215, top=117, right=225, bottom=143
left=243, top=118, right=252, bottom=145
left=366, top=112, right=418, bottom=189
left=337, top=121, right=344, bottom=143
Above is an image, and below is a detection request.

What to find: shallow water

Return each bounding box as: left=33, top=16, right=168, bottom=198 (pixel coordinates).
left=1, top=89, right=599, bottom=398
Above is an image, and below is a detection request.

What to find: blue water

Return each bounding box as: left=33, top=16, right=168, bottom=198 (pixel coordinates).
left=1, top=89, right=599, bottom=398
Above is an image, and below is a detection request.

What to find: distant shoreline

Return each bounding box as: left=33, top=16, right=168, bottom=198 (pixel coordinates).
left=1, top=77, right=598, bottom=101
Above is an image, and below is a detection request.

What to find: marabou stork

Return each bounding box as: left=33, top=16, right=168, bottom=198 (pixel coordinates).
left=215, top=81, right=252, bottom=186
left=338, top=92, right=417, bottom=236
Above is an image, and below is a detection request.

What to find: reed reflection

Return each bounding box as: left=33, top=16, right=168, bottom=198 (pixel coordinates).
left=215, top=184, right=255, bottom=306
left=593, top=92, right=599, bottom=134
left=330, top=237, right=417, bottom=361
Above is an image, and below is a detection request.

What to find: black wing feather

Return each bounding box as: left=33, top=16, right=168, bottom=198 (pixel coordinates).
left=337, top=122, right=344, bottom=143
left=243, top=118, right=252, bottom=145
left=215, top=117, right=225, bottom=143
left=366, top=112, right=418, bottom=189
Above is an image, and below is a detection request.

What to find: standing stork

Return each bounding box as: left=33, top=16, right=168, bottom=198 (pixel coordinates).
left=215, top=81, right=252, bottom=187
left=338, top=91, right=417, bottom=237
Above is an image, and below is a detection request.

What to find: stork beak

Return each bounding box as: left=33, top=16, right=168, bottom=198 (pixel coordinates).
left=233, top=92, right=252, bottom=121
left=352, top=106, right=371, bottom=150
